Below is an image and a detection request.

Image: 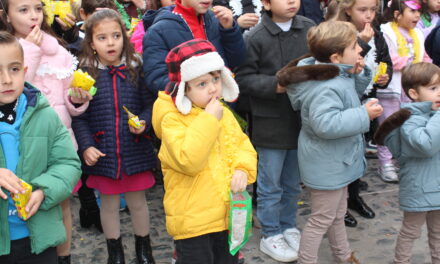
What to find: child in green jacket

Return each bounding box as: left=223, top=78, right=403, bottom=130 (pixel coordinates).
left=0, top=31, right=81, bottom=264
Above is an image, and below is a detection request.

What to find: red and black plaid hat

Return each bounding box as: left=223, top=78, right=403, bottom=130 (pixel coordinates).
left=164, top=39, right=239, bottom=115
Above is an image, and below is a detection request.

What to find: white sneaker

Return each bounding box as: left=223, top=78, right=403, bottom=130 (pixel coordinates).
left=378, top=163, right=399, bottom=183
left=283, top=228, right=301, bottom=252
left=260, top=234, right=298, bottom=262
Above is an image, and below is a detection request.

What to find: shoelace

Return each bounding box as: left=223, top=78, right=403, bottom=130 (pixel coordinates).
left=381, top=164, right=396, bottom=172
left=285, top=230, right=300, bottom=240
left=272, top=236, right=290, bottom=249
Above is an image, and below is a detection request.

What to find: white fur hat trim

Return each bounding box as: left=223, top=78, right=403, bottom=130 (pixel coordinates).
left=175, top=52, right=240, bottom=115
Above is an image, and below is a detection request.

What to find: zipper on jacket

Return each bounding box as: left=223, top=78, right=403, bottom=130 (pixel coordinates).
left=112, top=74, right=122, bottom=179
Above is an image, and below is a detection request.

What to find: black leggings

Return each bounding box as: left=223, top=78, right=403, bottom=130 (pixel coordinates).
left=0, top=237, right=57, bottom=264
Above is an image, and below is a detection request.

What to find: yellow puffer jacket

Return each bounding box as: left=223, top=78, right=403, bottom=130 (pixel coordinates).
left=152, top=92, right=257, bottom=240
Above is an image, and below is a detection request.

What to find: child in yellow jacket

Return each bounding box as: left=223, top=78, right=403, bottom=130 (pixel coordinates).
left=152, top=39, right=257, bottom=264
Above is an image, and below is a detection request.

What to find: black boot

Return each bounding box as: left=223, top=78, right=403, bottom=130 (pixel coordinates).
left=58, top=255, right=71, bottom=264
left=78, top=175, right=103, bottom=233
left=344, top=211, right=357, bottom=227
left=358, top=179, right=369, bottom=191
left=106, top=237, right=125, bottom=264
left=348, top=196, right=375, bottom=219
left=135, top=235, right=155, bottom=264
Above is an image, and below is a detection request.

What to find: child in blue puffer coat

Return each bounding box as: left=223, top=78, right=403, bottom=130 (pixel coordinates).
left=375, top=62, right=440, bottom=264
left=277, top=21, right=383, bottom=264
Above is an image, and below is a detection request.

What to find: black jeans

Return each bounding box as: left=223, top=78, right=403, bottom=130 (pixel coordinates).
left=175, top=231, right=238, bottom=264
left=0, top=237, right=57, bottom=264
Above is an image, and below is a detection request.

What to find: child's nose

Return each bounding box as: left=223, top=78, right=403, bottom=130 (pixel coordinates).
left=1, top=71, right=12, bottom=85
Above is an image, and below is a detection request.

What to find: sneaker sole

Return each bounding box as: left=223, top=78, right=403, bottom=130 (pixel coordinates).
left=260, top=241, right=298, bottom=262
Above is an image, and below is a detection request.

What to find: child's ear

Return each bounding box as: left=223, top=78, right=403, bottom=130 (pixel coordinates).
left=393, top=10, right=401, bottom=21
left=79, top=8, right=87, bottom=21
left=408, top=88, right=418, bottom=101
left=329, top=53, right=341, bottom=64
left=24, top=66, right=28, bottom=73
left=262, top=0, right=271, bottom=12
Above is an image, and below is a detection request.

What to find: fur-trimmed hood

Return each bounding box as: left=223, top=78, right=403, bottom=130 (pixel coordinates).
left=279, top=56, right=361, bottom=111
left=277, top=55, right=340, bottom=87
left=374, top=102, right=434, bottom=158
left=374, top=109, right=411, bottom=146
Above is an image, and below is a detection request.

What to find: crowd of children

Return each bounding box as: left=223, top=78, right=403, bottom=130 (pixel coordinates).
left=0, top=0, right=440, bottom=263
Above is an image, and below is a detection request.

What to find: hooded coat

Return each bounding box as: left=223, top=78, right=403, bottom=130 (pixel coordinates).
left=375, top=102, right=440, bottom=212
left=152, top=91, right=257, bottom=239
left=278, top=56, right=372, bottom=190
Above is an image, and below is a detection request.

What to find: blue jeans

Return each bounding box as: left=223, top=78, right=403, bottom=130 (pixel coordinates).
left=256, top=147, right=301, bottom=238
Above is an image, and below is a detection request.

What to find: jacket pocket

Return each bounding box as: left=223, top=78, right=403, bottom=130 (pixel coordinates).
left=422, top=181, right=440, bottom=206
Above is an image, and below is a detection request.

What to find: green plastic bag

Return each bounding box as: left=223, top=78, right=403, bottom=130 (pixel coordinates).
left=228, top=191, right=252, bottom=255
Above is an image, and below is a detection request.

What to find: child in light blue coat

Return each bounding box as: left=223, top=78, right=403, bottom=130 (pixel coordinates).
left=277, top=20, right=383, bottom=264
left=375, top=62, right=440, bottom=264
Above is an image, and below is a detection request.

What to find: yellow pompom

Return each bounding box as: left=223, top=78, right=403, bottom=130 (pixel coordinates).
left=71, top=70, right=97, bottom=96
left=53, top=0, right=73, bottom=28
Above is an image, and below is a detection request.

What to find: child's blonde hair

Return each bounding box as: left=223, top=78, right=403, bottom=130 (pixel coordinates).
left=331, top=0, right=380, bottom=21
left=307, top=20, right=357, bottom=63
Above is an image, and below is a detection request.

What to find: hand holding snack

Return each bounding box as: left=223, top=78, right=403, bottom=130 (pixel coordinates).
left=24, top=189, right=45, bottom=220
left=10, top=179, right=33, bottom=220
left=123, top=106, right=144, bottom=130
left=0, top=168, right=24, bottom=199
left=70, top=70, right=97, bottom=96
left=365, top=98, right=383, bottom=120
left=231, top=170, right=248, bottom=193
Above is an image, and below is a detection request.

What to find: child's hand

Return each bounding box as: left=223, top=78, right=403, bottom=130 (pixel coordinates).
left=349, top=57, right=365, bottom=74
left=129, top=120, right=146, bottom=134
left=237, top=13, right=259, bottom=29
left=69, top=87, right=93, bottom=104
left=365, top=98, right=383, bottom=120
left=276, top=84, right=286, bottom=94
left=359, top=22, right=374, bottom=43
left=205, top=97, right=223, bottom=120
left=0, top=168, right=24, bottom=199
left=212, top=6, right=233, bottom=29
left=376, top=74, right=389, bottom=86
left=25, top=189, right=44, bottom=219
left=55, top=13, right=76, bottom=31
left=26, top=25, right=43, bottom=46
left=231, top=170, right=248, bottom=193
left=83, top=147, right=106, bottom=166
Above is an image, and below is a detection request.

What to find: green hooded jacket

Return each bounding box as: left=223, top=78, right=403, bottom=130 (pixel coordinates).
left=0, top=83, right=81, bottom=255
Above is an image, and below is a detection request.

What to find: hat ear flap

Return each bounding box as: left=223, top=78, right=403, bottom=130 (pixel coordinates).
left=175, top=81, right=192, bottom=115
left=221, top=67, right=239, bottom=102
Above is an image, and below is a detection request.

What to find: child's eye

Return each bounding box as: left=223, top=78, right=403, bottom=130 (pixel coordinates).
left=19, top=8, right=28, bottom=13
left=35, top=6, right=43, bottom=12
left=198, top=81, right=206, bottom=87
left=98, top=36, right=105, bottom=41
left=213, top=76, right=220, bottom=82
left=114, top=33, right=121, bottom=39
left=10, top=67, right=20, bottom=72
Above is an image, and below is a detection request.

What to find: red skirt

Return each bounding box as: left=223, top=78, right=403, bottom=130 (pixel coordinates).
left=87, top=171, right=155, bottom=195
left=72, top=180, right=82, bottom=193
